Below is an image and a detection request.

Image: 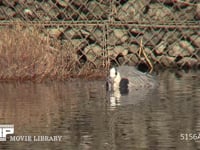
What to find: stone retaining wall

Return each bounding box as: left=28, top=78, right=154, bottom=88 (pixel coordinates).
left=0, top=0, right=200, bottom=69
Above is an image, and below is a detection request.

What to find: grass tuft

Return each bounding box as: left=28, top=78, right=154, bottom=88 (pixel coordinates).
left=0, top=26, right=106, bottom=82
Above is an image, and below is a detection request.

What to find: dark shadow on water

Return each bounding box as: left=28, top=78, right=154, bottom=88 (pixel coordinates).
left=0, top=70, right=200, bottom=149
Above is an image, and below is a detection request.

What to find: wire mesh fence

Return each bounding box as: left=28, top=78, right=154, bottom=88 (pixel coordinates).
left=0, top=0, right=200, bottom=75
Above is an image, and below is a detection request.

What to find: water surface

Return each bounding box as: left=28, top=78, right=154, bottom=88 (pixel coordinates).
left=0, top=70, right=200, bottom=150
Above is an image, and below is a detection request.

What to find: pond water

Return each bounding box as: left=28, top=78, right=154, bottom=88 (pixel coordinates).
left=0, top=70, right=200, bottom=150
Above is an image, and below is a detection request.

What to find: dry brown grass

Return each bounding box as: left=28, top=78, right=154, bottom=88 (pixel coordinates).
left=0, top=25, right=106, bottom=82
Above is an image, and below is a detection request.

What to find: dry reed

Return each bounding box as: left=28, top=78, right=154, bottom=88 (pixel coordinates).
left=0, top=25, right=106, bottom=82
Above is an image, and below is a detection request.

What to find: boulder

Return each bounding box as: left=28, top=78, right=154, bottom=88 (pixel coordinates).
left=163, top=31, right=181, bottom=45
left=113, top=29, right=128, bottom=42
left=36, top=1, right=58, bottom=20
left=0, top=7, right=15, bottom=20
left=84, top=44, right=102, bottom=55
left=61, top=5, right=79, bottom=20
left=107, top=29, right=129, bottom=46
left=117, top=56, right=125, bottom=65
left=147, top=4, right=173, bottom=22
left=16, top=0, right=27, bottom=4
left=47, top=28, right=64, bottom=39
left=127, top=44, right=139, bottom=54
left=195, top=4, right=200, bottom=20
left=79, top=27, right=104, bottom=46
left=84, top=44, right=102, bottom=62
left=107, top=46, right=128, bottom=58
left=23, top=9, right=34, bottom=18
left=155, top=41, right=167, bottom=55
left=80, top=29, right=90, bottom=37
left=150, top=0, right=176, bottom=5
left=174, top=6, right=195, bottom=21
left=1, top=0, right=15, bottom=7
left=157, top=55, right=175, bottom=67
left=56, top=0, right=68, bottom=8
left=0, top=7, right=6, bottom=20
left=143, top=30, right=165, bottom=47
left=190, top=35, right=200, bottom=48
left=68, top=39, right=88, bottom=51
left=143, top=47, right=157, bottom=61
left=116, top=0, right=150, bottom=22
left=71, top=0, right=88, bottom=8
left=125, top=54, right=139, bottom=65
left=64, top=28, right=82, bottom=39
left=168, top=41, right=195, bottom=57
left=92, top=28, right=104, bottom=46
left=87, top=1, right=109, bottom=19
left=177, top=57, right=198, bottom=67
left=129, top=28, right=144, bottom=36
left=179, top=41, right=194, bottom=54
left=116, top=1, right=139, bottom=21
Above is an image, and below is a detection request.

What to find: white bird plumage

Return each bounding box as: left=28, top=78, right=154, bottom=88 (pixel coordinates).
left=107, top=66, right=157, bottom=92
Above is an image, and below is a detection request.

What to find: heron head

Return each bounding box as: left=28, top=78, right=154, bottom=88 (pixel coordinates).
left=110, top=67, right=118, bottom=79
left=107, top=67, right=121, bottom=90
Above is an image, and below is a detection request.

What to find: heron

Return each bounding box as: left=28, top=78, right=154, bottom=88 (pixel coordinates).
left=107, top=66, right=157, bottom=94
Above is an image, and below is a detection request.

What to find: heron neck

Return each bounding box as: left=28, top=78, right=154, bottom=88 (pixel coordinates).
left=113, top=73, right=121, bottom=89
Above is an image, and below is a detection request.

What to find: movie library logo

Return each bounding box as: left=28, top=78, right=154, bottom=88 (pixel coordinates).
left=0, top=124, right=62, bottom=142
left=0, top=124, right=14, bottom=141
